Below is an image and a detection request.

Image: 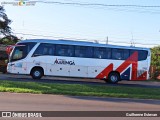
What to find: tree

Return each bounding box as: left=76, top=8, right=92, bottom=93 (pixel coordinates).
left=0, top=35, right=20, bottom=45
left=151, top=46, right=160, bottom=79
left=151, top=46, right=160, bottom=67
left=0, top=6, right=11, bottom=36
left=0, top=6, right=20, bottom=45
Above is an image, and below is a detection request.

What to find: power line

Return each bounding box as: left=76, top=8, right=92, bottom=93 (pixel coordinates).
left=15, top=32, right=57, bottom=38
left=35, top=1, right=160, bottom=8
left=33, top=1, right=160, bottom=14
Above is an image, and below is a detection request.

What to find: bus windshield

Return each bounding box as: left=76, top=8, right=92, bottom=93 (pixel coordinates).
left=10, top=42, right=36, bottom=62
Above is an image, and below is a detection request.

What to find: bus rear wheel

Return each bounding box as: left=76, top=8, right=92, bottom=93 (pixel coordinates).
left=31, top=68, right=43, bottom=79
left=107, top=72, right=120, bottom=84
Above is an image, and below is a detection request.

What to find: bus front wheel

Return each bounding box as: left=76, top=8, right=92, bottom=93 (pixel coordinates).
left=31, top=68, right=43, bottom=79
left=108, top=72, right=120, bottom=84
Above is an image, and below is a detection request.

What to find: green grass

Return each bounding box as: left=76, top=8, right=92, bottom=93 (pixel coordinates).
left=0, top=80, right=160, bottom=100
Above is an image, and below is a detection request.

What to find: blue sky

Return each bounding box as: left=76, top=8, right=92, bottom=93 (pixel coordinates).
left=1, top=0, right=160, bottom=47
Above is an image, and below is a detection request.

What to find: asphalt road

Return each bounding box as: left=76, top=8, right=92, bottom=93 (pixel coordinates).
left=1, top=92, right=160, bottom=111
left=0, top=92, right=160, bottom=120
left=0, top=73, right=160, bottom=88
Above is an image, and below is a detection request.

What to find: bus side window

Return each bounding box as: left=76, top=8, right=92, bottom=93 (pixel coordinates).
left=75, top=46, right=85, bottom=57
left=75, top=46, right=93, bottom=58
left=33, top=43, right=55, bottom=57
left=67, top=48, right=74, bottom=57
left=55, top=45, right=74, bottom=57
left=112, top=49, right=129, bottom=60
left=106, top=48, right=111, bottom=59
left=123, top=49, right=129, bottom=59
left=94, top=47, right=110, bottom=59
left=130, top=50, right=148, bottom=61
left=138, top=50, right=148, bottom=61
left=94, top=47, right=101, bottom=59
left=112, top=49, right=123, bottom=60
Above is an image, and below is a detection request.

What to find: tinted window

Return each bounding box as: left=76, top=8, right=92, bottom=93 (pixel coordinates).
left=11, top=42, right=36, bottom=62
left=56, top=45, right=74, bottom=57
left=17, top=42, right=36, bottom=58
left=33, top=43, right=55, bottom=57
left=130, top=50, right=148, bottom=61
left=112, top=49, right=129, bottom=60
left=75, top=46, right=93, bottom=58
left=123, top=49, right=130, bottom=59
left=94, top=47, right=111, bottom=59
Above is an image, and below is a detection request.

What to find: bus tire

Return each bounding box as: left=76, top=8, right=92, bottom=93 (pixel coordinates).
left=31, top=68, right=43, bottom=79
left=108, top=72, right=120, bottom=84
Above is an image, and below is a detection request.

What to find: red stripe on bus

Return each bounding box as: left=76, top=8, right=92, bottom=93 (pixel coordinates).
left=116, top=51, right=138, bottom=80
left=96, top=51, right=147, bottom=80
left=96, top=63, right=113, bottom=79
left=136, top=71, right=147, bottom=80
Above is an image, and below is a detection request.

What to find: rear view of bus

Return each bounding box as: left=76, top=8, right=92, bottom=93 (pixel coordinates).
left=7, top=39, right=151, bottom=83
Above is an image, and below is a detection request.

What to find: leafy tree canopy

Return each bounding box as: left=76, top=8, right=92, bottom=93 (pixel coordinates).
left=0, top=6, right=11, bottom=36
left=0, top=35, right=20, bottom=45
left=151, top=46, right=160, bottom=67
left=0, top=6, right=20, bottom=45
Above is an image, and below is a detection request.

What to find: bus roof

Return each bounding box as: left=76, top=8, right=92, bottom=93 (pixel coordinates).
left=18, top=39, right=150, bottom=51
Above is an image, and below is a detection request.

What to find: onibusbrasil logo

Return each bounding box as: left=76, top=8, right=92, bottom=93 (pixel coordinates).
left=1, top=0, right=36, bottom=6
left=17, top=0, right=29, bottom=6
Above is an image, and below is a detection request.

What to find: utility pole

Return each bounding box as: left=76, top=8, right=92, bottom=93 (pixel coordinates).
left=130, top=32, right=135, bottom=47
left=106, top=36, right=108, bottom=44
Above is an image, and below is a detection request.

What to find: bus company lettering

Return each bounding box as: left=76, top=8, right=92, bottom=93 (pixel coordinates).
left=54, top=59, right=75, bottom=65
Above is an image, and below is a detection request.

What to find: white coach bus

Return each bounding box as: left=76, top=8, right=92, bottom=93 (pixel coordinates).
left=7, top=39, right=150, bottom=83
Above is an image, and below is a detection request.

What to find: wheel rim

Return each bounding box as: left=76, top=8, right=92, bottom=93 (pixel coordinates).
left=34, top=70, right=40, bottom=77
left=110, top=75, right=118, bottom=82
